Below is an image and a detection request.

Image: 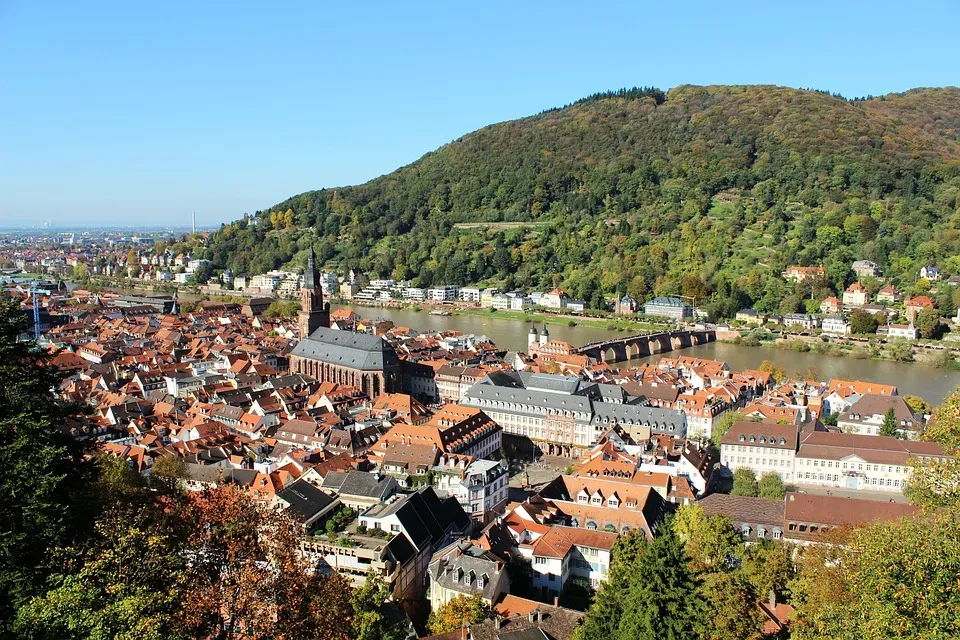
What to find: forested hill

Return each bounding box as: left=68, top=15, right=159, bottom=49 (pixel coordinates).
left=203, top=84, right=960, bottom=318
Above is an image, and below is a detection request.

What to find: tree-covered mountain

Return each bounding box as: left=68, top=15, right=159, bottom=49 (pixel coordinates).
left=203, top=84, right=960, bottom=318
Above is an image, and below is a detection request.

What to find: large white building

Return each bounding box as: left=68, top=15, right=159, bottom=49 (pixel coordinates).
left=462, top=371, right=686, bottom=458
left=795, top=432, right=945, bottom=493
left=432, top=457, right=509, bottom=522
left=720, top=422, right=799, bottom=483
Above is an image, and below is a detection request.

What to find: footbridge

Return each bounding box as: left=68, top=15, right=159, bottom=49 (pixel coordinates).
left=574, top=329, right=716, bottom=363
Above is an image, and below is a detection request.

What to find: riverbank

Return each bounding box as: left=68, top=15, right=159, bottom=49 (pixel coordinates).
left=332, top=298, right=671, bottom=333
left=720, top=333, right=960, bottom=371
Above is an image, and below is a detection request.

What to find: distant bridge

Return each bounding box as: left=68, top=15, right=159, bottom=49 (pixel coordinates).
left=574, top=329, right=716, bottom=363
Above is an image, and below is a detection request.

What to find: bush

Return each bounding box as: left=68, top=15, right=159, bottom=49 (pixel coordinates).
left=739, top=333, right=761, bottom=347
left=568, top=320, right=577, bottom=327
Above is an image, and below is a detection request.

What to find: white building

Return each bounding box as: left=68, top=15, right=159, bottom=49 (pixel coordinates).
left=428, top=285, right=460, bottom=301
left=820, top=315, right=850, bottom=336
left=404, top=287, right=426, bottom=301
left=522, top=525, right=617, bottom=595
left=720, top=422, right=799, bottom=483
left=431, top=457, right=509, bottom=522
left=459, top=287, right=481, bottom=303
left=794, top=432, right=945, bottom=493
left=837, top=394, right=922, bottom=439
left=886, top=324, right=918, bottom=340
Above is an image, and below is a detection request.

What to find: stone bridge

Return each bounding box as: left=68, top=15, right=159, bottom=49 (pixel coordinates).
left=574, top=329, right=716, bottom=363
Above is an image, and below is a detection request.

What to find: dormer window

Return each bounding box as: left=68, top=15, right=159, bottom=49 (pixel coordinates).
left=759, top=436, right=766, bottom=444
left=749, top=435, right=756, bottom=443
left=779, top=437, right=786, bottom=445
left=739, top=434, right=746, bottom=442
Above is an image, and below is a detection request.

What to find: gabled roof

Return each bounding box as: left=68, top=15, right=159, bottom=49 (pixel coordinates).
left=291, top=327, right=398, bottom=371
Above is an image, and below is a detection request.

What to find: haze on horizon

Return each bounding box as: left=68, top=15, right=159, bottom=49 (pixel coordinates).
left=1, top=0, right=958, bottom=228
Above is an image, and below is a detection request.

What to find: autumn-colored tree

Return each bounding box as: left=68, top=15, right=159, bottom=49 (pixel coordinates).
left=427, top=594, right=490, bottom=635
left=903, top=394, right=931, bottom=416
left=178, top=485, right=353, bottom=640
left=740, top=541, right=795, bottom=601
left=792, top=509, right=960, bottom=639
left=759, top=360, right=785, bottom=383
left=906, top=387, right=960, bottom=509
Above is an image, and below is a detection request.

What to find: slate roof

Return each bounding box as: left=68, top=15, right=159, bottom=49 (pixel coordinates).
left=291, top=327, right=399, bottom=371
left=321, top=470, right=398, bottom=500
left=277, top=479, right=337, bottom=522
left=428, top=541, right=507, bottom=601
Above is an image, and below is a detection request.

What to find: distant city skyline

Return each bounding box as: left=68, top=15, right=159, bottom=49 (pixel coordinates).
left=2, top=1, right=958, bottom=227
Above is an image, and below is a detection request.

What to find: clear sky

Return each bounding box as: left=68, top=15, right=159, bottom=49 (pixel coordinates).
left=1, top=1, right=958, bottom=228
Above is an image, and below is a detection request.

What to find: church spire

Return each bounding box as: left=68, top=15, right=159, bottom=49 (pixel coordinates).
left=304, top=246, right=318, bottom=291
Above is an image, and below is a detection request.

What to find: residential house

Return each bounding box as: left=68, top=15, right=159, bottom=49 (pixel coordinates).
left=427, top=541, right=510, bottom=611
left=904, top=296, right=936, bottom=323
left=522, top=525, right=618, bottom=595
left=783, top=492, right=918, bottom=543
left=782, top=265, right=824, bottom=283
left=884, top=323, right=917, bottom=340
left=735, top=308, right=766, bottom=325
left=782, top=313, right=818, bottom=330
left=699, top=493, right=786, bottom=543
left=919, top=265, right=942, bottom=281
left=837, top=394, right=922, bottom=439
left=818, top=297, right=841, bottom=315
left=842, top=282, right=869, bottom=307
left=876, top=284, right=901, bottom=303
left=852, top=260, right=881, bottom=278
left=432, top=456, right=509, bottom=523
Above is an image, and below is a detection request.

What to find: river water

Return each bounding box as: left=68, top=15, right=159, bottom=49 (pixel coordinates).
left=338, top=305, right=960, bottom=405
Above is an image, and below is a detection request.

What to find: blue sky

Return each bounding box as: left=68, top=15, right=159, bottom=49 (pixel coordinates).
left=1, top=1, right=958, bottom=228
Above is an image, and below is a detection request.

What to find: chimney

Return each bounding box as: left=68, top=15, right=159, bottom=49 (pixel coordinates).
left=769, top=589, right=777, bottom=609
left=528, top=610, right=537, bottom=623
left=553, top=596, right=559, bottom=607
left=537, top=610, right=543, bottom=623
left=494, top=616, right=503, bottom=631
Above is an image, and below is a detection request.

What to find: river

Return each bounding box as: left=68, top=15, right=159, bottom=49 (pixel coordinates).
left=338, top=305, right=960, bottom=404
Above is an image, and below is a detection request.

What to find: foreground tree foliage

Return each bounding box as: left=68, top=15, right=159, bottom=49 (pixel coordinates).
left=906, top=386, right=960, bottom=509
left=731, top=468, right=759, bottom=497
left=575, top=523, right=703, bottom=640
left=0, top=295, right=91, bottom=631
left=791, top=508, right=960, bottom=639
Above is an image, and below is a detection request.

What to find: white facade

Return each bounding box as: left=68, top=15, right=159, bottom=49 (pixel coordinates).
left=404, top=287, right=425, bottom=301
left=821, top=316, right=850, bottom=336
left=459, top=287, right=481, bottom=303
left=428, top=285, right=460, bottom=301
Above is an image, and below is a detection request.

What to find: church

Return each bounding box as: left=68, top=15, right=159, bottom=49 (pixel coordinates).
left=289, top=248, right=402, bottom=399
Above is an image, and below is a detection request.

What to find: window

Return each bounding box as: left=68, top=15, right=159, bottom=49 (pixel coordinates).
left=390, top=524, right=400, bottom=532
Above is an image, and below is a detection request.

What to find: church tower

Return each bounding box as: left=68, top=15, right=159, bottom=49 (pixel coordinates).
left=298, top=246, right=329, bottom=338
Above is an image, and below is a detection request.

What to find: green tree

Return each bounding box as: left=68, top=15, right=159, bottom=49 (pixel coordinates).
left=15, top=510, right=189, bottom=640
left=151, top=454, right=187, bottom=494
left=0, top=294, right=90, bottom=630
left=791, top=508, right=960, bottom=640
left=73, top=261, right=90, bottom=281
left=849, top=309, right=879, bottom=334
left=352, top=571, right=404, bottom=640
left=264, top=299, right=301, bottom=318
left=758, top=471, right=786, bottom=499
left=740, top=541, right=795, bottom=601
left=614, top=524, right=705, bottom=640
left=916, top=307, right=942, bottom=339
left=672, top=504, right=740, bottom=571
left=699, top=571, right=765, bottom=640
left=427, top=594, right=490, bottom=635
left=731, top=468, right=759, bottom=497
left=710, top=411, right=741, bottom=449
left=887, top=339, right=913, bottom=362
left=879, top=406, right=900, bottom=438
